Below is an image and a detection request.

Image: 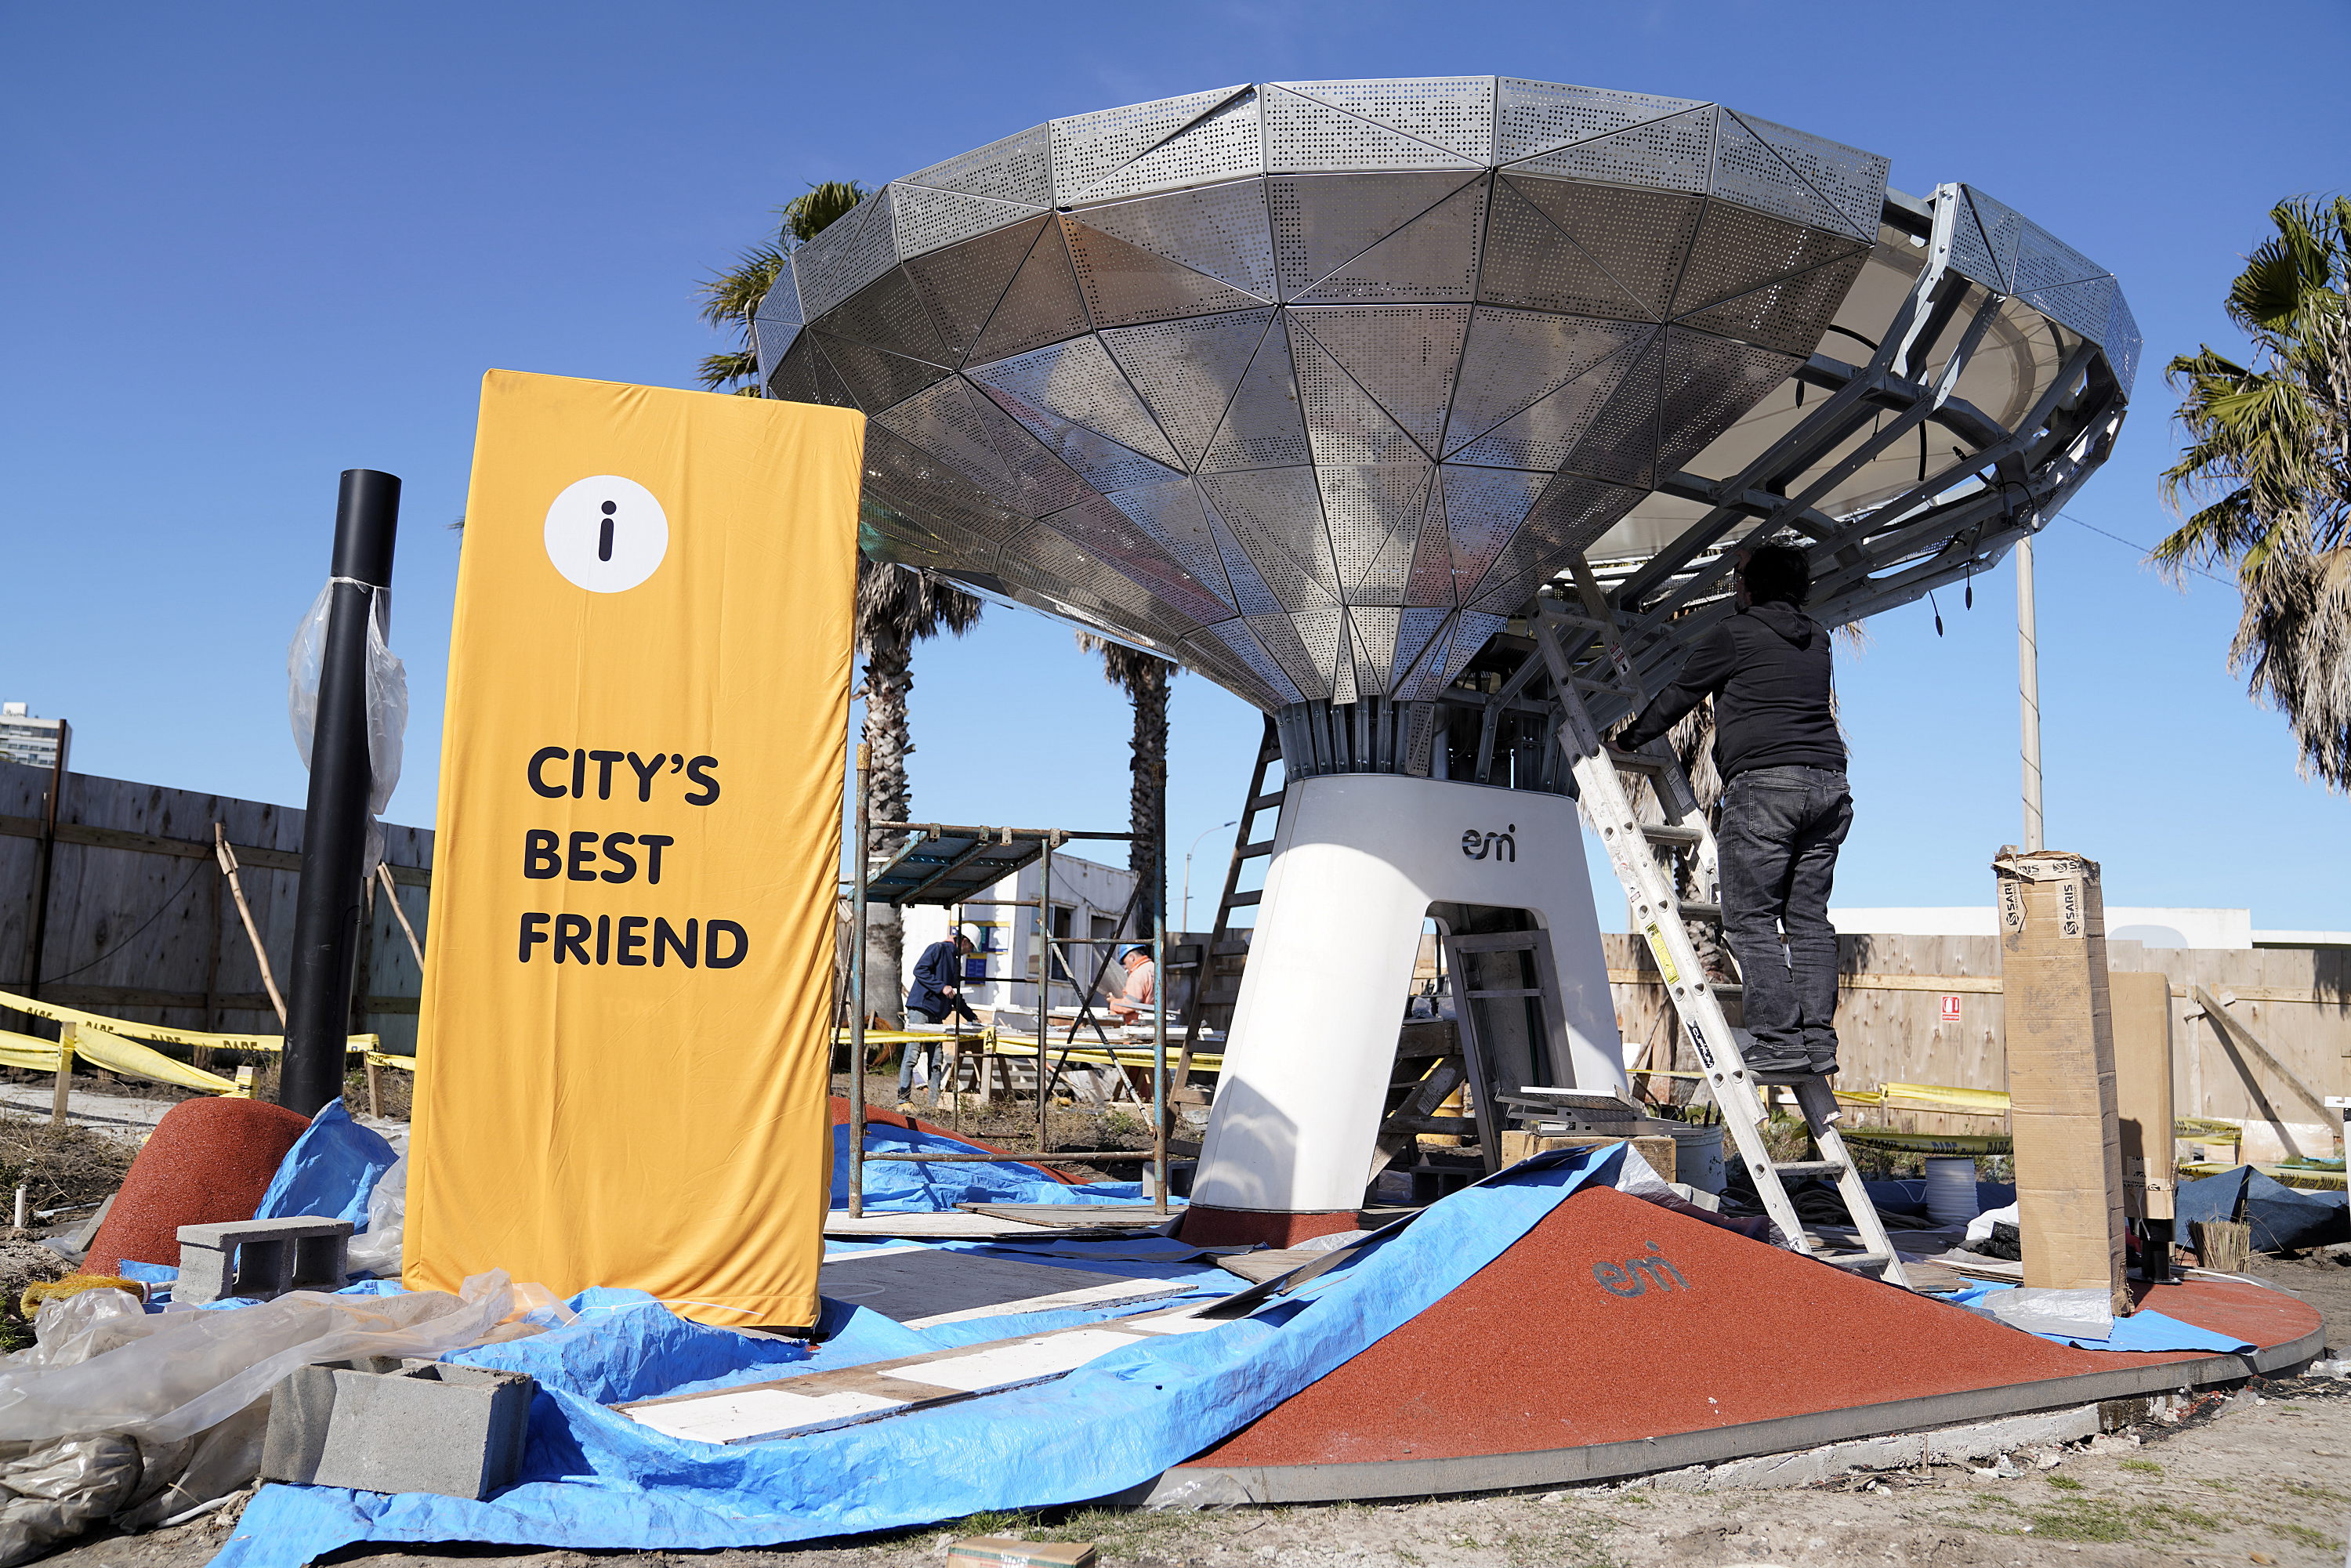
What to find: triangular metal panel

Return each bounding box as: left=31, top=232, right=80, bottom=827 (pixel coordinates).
left=803, top=335, right=866, bottom=411
left=1197, top=467, right=1343, bottom=608
left=1389, top=607, right=1454, bottom=699
left=1199, top=314, right=1313, bottom=472
left=1477, top=176, right=1658, bottom=320
left=792, top=185, right=900, bottom=321
left=1051, top=85, right=1252, bottom=204
left=903, top=215, right=1049, bottom=364
left=815, top=266, right=951, bottom=366
left=968, top=334, right=1185, bottom=469
left=1671, top=201, right=1864, bottom=316
left=1349, top=605, right=1404, bottom=695
left=973, top=392, right=1184, bottom=495
left=1068, top=90, right=1266, bottom=205
left=889, top=182, right=1047, bottom=262
left=1102, top=474, right=1241, bottom=609
left=1505, top=105, right=1715, bottom=194
left=1517, top=472, right=1644, bottom=555
left=1269, top=171, right=1481, bottom=300
left=2023, top=273, right=2121, bottom=346
left=964, top=384, right=1095, bottom=517
left=1730, top=111, right=1889, bottom=243
left=966, top=221, right=1092, bottom=364
left=1443, top=308, right=1652, bottom=456
left=1248, top=610, right=1332, bottom=700
left=1037, top=494, right=1233, bottom=630
left=765, top=331, right=824, bottom=404
left=1262, top=83, right=1483, bottom=174
left=1317, top=460, right=1434, bottom=599
left=1676, top=248, right=1869, bottom=357
left=1061, top=216, right=1271, bottom=328
left=1294, top=176, right=1490, bottom=303
left=1709, top=110, right=1853, bottom=236
left=1437, top=465, right=1549, bottom=602
left=903, top=121, right=1054, bottom=207
left=1204, top=505, right=1285, bottom=617
left=1447, top=335, right=1650, bottom=471
left=1281, top=606, right=1349, bottom=697
left=1290, top=324, right=1425, bottom=464
left=1064, top=179, right=1277, bottom=300
left=861, top=419, right=1027, bottom=546
left=1560, top=332, right=1663, bottom=486
left=752, top=270, right=803, bottom=386
left=1656, top=328, right=1802, bottom=475
left=1494, top=80, right=1708, bottom=163
left=1432, top=611, right=1508, bottom=693
left=1466, top=526, right=1550, bottom=611
left=1945, top=191, right=2006, bottom=293
left=874, top=375, right=1020, bottom=494
left=1278, top=77, right=1497, bottom=165
left=1503, top=176, right=1705, bottom=319
left=2012, top=219, right=2110, bottom=298
left=1290, top=304, right=1471, bottom=454
left=1176, top=628, right=1285, bottom=711
left=2103, top=290, right=2142, bottom=394
left=1099, top=307, right=1276, bottom=469
left=1404, top=480, right=1458, bottom=607
left=1330, top=616, right=1360, bottom=707
left=1209, top=620, right=1308, bottom=707
left=1963, top=186, right=2025, bottom=292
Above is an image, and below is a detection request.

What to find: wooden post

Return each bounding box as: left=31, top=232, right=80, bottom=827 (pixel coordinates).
left=215, top=825, right=288, bottom=1027
left=364, top=1052, right=383, bottom=1119
left=50, top=1022, right=75, bottom=1128
left=378, top=862, right=426, bottom=969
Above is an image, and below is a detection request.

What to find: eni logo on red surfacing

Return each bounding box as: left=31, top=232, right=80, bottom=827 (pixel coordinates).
left=1591, top=1240, right=1690, bottom=1297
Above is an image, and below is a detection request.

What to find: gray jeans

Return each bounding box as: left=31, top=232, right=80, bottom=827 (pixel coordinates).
left=1716, top=766, right=1852, bottom=1070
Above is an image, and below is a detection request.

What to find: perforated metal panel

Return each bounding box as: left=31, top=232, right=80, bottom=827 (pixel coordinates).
left=2012, top=218, right=2109, bottom=299
left=1945, top=191, right=2006, bottom=292
left=969, top=333, right=1183, bottom=467
left=1561, top=333, right=1662, bottom=486
left=1290, top=325, right=1420, bottom=464
left=1518, top=472, right=1643, bottom=554
left=792, top=186, right=901, bottom=322
left=1052, top=85, right=1249, bottom=203
left=1708, top=110, right=1852, bottom=235
left=1037, top=494, right=1231, bottom=628
left=1285, top=606, right=1349, bottom=696
left=874, top=375, right=1017, bottom=497
left=765, top=331, right=824, bottom=404
left=1291, top=304, right=1469, bottom=454
left=1295, top=176, right=1489, bottom=303
left=2023, top=272, right=2121, bottom=346
left=1318, top=460, right=1433, bottom=597
left=964, top=385, right=1095, bottom=517
left=1209, top=620, right=1306, bottom=707
left=1389, top=607, right=1453, bottom=698
left=1263, top=84, right=1481, bottom=175
left=804, top=336, right=864, bottom=410
left=1437, top=465, right=1548, bottom=599
left=1248, top=610, right=1332, bottom=700
left=816, top=267, right=950, bottom=366
left=1656, top=328, right=1802, bottom=473
left=1443, top=310, right=1651, bottom=455
left=809, top=330, right=951, bottom=413
left=1477, top=176, right=1655, bottom=320
left=1963, top=186, right=2025, bottom=292
left=1494, top=80, right=1704, bottom=164
left=1678, top=248, right=1870, bottom=357
left=1465, top=527, right=1543, bottom=611
left=1269, top=172, right=1478, bottom=301
left=1071, top=89, right=1266, bottom=205
left=1067, top=180, right=1277, bottom=300
left=1449, top=339, right=1649, bottom=470
left=1205, top=505, right=1285, bottom=616
left=1404, top=480, right=1457, bottom=606
left=1199, top=314, right=1313, bottom=472
left=1505, top=177, right=1704, bottom=319
left=1672, top=201, right=1860, bottom=315
left=1281, top=77, right=1498, bottom=165
left=1732, top=111, right=1889, bottom=243
left=903, top=121, right=1055, bottom=207
left=1508, top=106, right=1715, bottom=193
left=1100, top=307, right=1275, bottom=469
left=1328, top=615, right=1360, bottom=706
left=1349, top=605, right=1404, bottom=694
left=1433, top=611, right=1506, bottom=693
left=902, top=215, right=1048, bottom=363
left=1198, top=468, right=1342, bottom=607
left=752, top=271, right=804, bottom=384
left=1062, top=216, right=1266, bottom=327
left=967, top=221, right=1093, bottom=364
left=2104, top=291, right=2143, bottom=393
left=1103, top=474, right=1239, bottom=608
left=888, top=182, right=1045, bottom=262
left=974, top=397, right=1182, bottom=494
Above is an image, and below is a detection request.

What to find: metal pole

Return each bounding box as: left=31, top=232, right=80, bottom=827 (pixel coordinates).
left=1037, top=835, right=1054, bottom=1157
left=2016, top=536, right=2044, bottom=852
left=1181, top=819, right=1235, bottom=933
left=21, top=719, right=70, bottom=1003
left=849, top=743, right=870, bottom=1219
left=1151, top=848, right=1168, bottom=1217
left=281, top=470, right=399, bottom=1116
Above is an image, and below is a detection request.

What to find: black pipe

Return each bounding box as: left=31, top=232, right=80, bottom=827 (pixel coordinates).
left=281, top=470, right=400, bottom=1115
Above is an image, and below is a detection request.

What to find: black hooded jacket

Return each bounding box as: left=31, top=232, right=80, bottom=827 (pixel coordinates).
left=1616, top=602, right=1846, bottom=780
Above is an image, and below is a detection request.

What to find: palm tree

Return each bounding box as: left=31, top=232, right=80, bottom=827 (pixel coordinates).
left=2155, top=194, right=2351, bottom=787
left=1076, top=633, right=1175, bottom=928
left=696, top=179, right=984, bottom=1023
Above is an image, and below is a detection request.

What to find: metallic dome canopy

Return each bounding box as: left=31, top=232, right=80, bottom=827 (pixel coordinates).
left=755, top=78, right=2137, bottom=714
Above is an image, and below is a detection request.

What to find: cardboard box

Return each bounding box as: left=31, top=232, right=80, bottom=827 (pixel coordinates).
left=1996, top=849, right=2128, bottom=1315
left=2110, top=971, right=2175, bottom=1223
left=944, top=1539, right=1096, bottom=1568
left=1497, top=1130, right=1676, bottom=1182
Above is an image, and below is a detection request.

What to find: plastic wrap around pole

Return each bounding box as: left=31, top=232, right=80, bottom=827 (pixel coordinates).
left=281, top=470, right=399, bottom=1116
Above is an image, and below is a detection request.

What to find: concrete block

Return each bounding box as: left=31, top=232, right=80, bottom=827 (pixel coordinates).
left=260, top=1360, right=535, bottom=1499
left=176, top=1215, right=353, bottom=1304
left=1642, top=1404, right=2103, bottom=1492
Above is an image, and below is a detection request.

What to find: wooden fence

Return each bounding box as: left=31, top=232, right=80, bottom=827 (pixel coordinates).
left=1605, top=931, right=2350, bottom=1128
left=1, top=760, right=432, bottom=1053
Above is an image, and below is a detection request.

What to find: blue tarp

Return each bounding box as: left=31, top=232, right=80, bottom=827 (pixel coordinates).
left=254, top=1101, right=398, bottom=1229
left=1947, top=1284, right=2255, bottom=1353
left=2172, top=1167, right=2349, bottom=1253
left=830, top=1118, right=1167, bottom=1212
left=210, top=1144, right=1631, bottom=1568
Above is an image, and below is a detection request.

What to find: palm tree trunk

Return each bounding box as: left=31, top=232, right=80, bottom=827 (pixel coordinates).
left=862, top=628, right=914, bottom=1028
left=1127, top=658, right=1169, bottom=925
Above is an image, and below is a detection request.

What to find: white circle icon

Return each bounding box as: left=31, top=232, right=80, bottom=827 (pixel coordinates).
left=544, top=475, right=668, bottom=592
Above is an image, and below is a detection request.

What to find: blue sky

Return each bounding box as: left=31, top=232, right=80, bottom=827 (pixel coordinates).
left=5, top=2, right=2347, bottom=932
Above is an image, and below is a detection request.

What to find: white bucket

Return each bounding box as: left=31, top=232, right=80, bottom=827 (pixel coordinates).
left=1925, top=1157, right=1981, bottom=1227
left=1669, top=1122, right=1727, bottom=1195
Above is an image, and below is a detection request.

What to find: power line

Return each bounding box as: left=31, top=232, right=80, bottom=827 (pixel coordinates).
left=2056, top=511, right=2235, bottom=588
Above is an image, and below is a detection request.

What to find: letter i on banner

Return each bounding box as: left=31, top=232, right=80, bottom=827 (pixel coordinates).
left=408, top=371, right=862, bottom=1327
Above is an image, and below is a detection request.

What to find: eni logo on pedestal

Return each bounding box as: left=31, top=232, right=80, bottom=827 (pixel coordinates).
left=544, top=474, right=668, bottom=592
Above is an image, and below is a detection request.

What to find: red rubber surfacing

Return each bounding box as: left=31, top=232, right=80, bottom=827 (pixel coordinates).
left=1189, top=1186, right=2317, bottom=1468
left=1179, top=1205, right=1365, bottom=1248
left=85, top=1097, right=313, bottom=1274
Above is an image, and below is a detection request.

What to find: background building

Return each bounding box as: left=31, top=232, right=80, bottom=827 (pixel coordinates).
left=0, top=704, right=64, bottom=770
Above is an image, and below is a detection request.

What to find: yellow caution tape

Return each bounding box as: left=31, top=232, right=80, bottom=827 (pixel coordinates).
left=0, top=988, right=374, bottom=1055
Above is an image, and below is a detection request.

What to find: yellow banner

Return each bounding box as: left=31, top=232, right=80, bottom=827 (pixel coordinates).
left=408, top=371, right=861, bottom=1326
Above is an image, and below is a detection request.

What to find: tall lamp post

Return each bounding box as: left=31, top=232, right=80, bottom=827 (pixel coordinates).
left=1180, top=819, right=1236, bottom=934
left=2017, top=536, right=2044, bottom=853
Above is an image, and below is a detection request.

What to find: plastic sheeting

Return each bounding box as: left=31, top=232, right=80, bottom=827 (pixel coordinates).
left=212, top=1144, right=1635, bottom=1567
left=288, top=581, right=407, bottom=820
left=831, top=1120, right=1164, bottom=1212
left=2172, top=1167, right=2349, bottom=1254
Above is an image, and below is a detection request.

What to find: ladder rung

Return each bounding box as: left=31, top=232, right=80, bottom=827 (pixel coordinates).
left=1234, top=839, right=1274, bottom=858
left=1224, top=890, right=1262, bottom=907
left=1609, top=752, right=1669, bottom=773
left=1709, top=981, right=1743, bottom=997
left=1772, top=1160, right=1846, bottom=1179
left=1816, top=1251, right=1893, bottom=1271
left=1247, top=791, right=1285, bottom=812
left=1675, top=901, right=1721, bottom=922
left=1639, top=824, right=1702, bottom=846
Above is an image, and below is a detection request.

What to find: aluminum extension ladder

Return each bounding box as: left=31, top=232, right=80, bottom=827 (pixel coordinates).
left=1530, top=590, right=1911, bottom=1289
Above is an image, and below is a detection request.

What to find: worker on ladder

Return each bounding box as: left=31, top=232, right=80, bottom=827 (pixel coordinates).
left=1614, top=545, right=1850, bottom=1079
